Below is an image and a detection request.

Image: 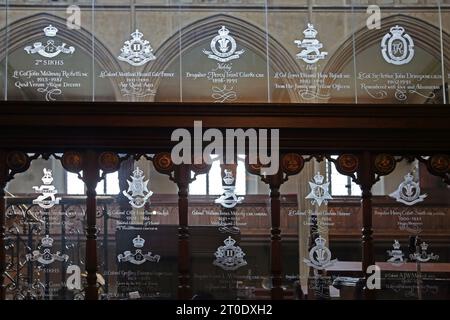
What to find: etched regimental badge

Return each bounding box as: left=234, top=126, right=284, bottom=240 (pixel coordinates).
left=213, top=236, right=247, bottom=271
left=26, top=235, right=69, bottom=265
left=24, top=25, right=75, bottom=58
left=305, top=172, right=333, bottom=206
left=122, top=167, right=153, bottom=209
left=117, top=235, right=161, bottom=265
left=215, top=169, right=244, bottom=209
left=32, top=168, right=61, bottom=209
left=118, top=29, right=156, bottom=66
left=203, top=26, right=245, bottom=63
left=387, top=240, right=405, bottom=265
left=304, top=236, right=337, bottom=270
left=409, top=241, right=439, bottom=263
left=389, top=173, right=427, bottom=206
left=294, top=23, right=328, bottom=64
left=381, top=25, right=414, bottom=65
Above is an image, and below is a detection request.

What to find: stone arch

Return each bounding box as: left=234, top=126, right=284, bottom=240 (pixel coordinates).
left=146, top=14, right=302, bottom=102
left=323, top=14, right=446, bottom=77
left=0, top=12, right=122, bottom=98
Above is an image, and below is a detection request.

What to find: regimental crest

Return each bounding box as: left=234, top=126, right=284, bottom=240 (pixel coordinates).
left=387, top=240, right=405, bottom=265
left=32, top=168, right=62, bottom=209
left=409, top=241, right=439, bottom=263
left=24, top=25, right=75, bottom=58
left=118, top=29, right=156, bottom=66
left=303, top=236, right=337, bottom=270
left=26, top=235, right=68, bottom=265
left=213, top=236, right=247, bottom=271
left=117, top=235, right=161, bottom=265
left=122, top=167, right=153, bottom=209
left=381, top=25, right=414, bottom=65
left=294, top=23, right=328, bottom=64
left=305, top=172, right=333, bottom=206
left=215, top=169, right=244, bottom=209
left=203, top=26, right=245, bottom=62
left=389, top=173, right=427, bottom=206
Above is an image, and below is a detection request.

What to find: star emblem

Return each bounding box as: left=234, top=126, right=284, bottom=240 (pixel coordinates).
left=305, top=172, right=333, bottom=206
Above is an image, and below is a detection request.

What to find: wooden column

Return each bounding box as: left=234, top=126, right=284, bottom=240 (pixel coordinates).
left=175, top=164, right=191, bottom=300
left=0, top=151, right=6, bottom=300
left=267, top=171, right=284, bottom=300
left=360, top=151, right=375, bottom=300
left=82, top=151, right=100, bottom=300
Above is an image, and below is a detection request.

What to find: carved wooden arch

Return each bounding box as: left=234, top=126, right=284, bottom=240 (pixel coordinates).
left=144, top=13, right=303, bottom=102
left=323, top=14, right=447, bottom=77
left=0, top=13, right=123, bottom=98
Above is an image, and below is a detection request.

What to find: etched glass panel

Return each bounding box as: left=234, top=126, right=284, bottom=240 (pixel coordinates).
left=190, top=156, right=271, bottom=299
left=372, top=157, right=450, bottom=299
left=441, top=0, right=450, bottom=104
left=6, top=1, right=93, bottom=101
left=98, top=157, right=178, bottom=300
left=0, top=0, right=5, bottom=100
left=353, top=0, right=444, bottom=104
left=94, top=1, right=180, bottom=101
left=178, top=1, right=269, bottom=103
left=283, top=157, right=362, bottom=300
left=268, top=1, right=356, bottom=103
left=4, top=156, right=86, bottom=300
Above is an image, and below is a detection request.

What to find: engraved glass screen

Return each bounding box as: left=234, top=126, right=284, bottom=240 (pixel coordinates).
left=4, top=156, right=86, bottom=300
left=93, top=0, right=181, bottom=102
left=5, top=1, right=93, bottom=101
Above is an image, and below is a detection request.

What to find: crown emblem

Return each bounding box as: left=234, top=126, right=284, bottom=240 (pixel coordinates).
left=420, top=241, right=428, bottom=251
left=381, top=24, right=414, bottom=65
left=133, top=167, right=144, bottom=179
left=118, top=29, right=156, bottom=66
left=218, top=26, right=230, bottom=37
left=213, top=236, right=247, bottom=271
left=43, top=25, right=58, bottom=37
left=24, top=25, right=75, bottom=59
left=41, top=235, right=54, bottom=248
left=203, top=25, right=244, bottom=63
left=32, top=168, right=61, bottom=209
left=294, top=22, right=328, bottom=64
left=133, top=235, right=145, bottom=248
left=390, top=25, right=405, bottom=36
left=123, top=166, right=153, bottom=209
left=304, top=235, right=337, bottom=270
left=387, top=240, right=405, bottom=265
left=26, top=234, right=68, bottom=265
left=223, top=169, right=235, bottom=185
left=313, top=172, right=325, bottom=184
left=117, top=235, right=160, bottom=265
left=389, top=172, right=427, bottom=206
left=303, top=23, right=318, bottom=38
left=305, top=171, right=332, bottom=206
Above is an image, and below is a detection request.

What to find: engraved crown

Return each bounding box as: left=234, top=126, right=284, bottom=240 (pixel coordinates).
left=314, top=236, right=326, bottom=247
left=133, top=167, right=144, bottom=178
left=390, top=25, right=405, bottom=35
left=218, top=26, right=230, bottom=37
left=44, top=25, right=58, bottom=37
left=41, top=235, right=54, bottom=248
left=223, top=236, right=236, bottom=246
left=133, top=235, right=145, bottom=248
left=303, top=23, right=318, bottom=39
left=42, top=168, right=53, bottom=185
left=223, top=169, right=234, bottom=185
left=313, top=171, right=325, bottom=184
left=131, top=29, right=143, bottom=40
left=420, top=241, right=428, bottom=251
left=393, top=240, right=401, bottom=250
left=404, top=173, right=414, bottom=182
